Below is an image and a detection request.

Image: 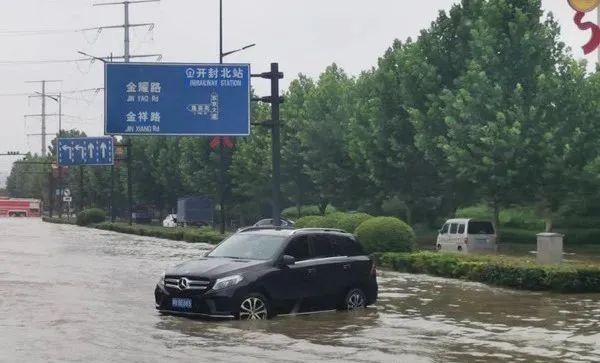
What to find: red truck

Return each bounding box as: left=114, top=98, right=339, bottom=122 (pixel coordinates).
left=0, top=197, right=42, bottom=217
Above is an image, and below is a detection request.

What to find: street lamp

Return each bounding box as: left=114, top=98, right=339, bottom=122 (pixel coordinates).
left=221, top=43, right=256, bottom=60
left=216, top=0, right=256, bottom=234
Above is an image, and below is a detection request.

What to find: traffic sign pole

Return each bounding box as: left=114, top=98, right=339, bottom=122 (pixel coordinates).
left=251, top=63, right=284, bottom=227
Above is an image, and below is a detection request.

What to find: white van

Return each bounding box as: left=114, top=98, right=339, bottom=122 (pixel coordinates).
left=436, top=218, right=497, bottom=253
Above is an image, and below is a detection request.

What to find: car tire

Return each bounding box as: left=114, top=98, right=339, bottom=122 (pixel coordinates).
left=340, top=288, right=367, bottom=311
left=436, top=244, right=442, bottom=251
left=237, top=293, right=271, bottom=320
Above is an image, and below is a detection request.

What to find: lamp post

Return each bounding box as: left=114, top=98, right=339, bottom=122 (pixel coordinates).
left=217, top=0, right=255, bottom=233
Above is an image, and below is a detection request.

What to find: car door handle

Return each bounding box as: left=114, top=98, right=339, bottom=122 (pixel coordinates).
left=343, top=264, right=351, bottom=271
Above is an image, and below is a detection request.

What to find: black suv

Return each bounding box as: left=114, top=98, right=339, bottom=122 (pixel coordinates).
left=154, top=227, right=378, bottom=320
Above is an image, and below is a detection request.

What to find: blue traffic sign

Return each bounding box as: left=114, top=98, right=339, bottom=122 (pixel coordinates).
left=58, top=137, right=114, bottom=166
left=104, top=62, right=250, bottom=136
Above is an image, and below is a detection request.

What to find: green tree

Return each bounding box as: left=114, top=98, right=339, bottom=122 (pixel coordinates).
left=299, top=64, right=366, bottom=212
left=281, top=75, right=318, bottom=215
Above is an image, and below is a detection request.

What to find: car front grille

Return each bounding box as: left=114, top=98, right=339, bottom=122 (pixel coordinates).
left=164, top=277, right=212, bottom=291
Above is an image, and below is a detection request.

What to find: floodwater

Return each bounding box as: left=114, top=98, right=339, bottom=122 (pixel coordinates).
left=0, top=218, right=599, bottom=363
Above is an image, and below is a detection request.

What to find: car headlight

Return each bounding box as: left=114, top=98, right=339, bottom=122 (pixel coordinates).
left=158, top=271, right=165, bottom=286
left=213, top=275, right=243, bottom=290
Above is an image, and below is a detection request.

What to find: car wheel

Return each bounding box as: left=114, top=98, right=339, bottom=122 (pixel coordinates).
left=343, top=288, right=366, bottom=311
left=436, top=244, right=442, bottom=251
left=238, top=293, right=270, bottom=320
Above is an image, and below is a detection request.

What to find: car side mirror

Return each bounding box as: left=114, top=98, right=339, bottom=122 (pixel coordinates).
left=280, top=255, right=295, bottom=266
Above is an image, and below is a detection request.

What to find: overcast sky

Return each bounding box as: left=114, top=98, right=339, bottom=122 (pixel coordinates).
left=0, top=0, right=595, bottom=186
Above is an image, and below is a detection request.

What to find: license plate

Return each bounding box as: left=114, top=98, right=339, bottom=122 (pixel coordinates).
left=172, top=298, right=192, bottom=310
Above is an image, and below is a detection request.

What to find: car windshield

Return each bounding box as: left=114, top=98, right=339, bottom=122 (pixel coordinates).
left=207, top=233, right=288, bottom=260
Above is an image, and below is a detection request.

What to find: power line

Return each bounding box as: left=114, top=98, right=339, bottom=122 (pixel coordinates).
left=0, top=58, right=92, bottom=65
left=0, top=88, right=103, bottom=97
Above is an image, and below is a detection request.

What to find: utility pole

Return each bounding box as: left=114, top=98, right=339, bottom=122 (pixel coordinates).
left=93, top=0, right=159, bottom=225
left=25, top=80, right=61, bottom=156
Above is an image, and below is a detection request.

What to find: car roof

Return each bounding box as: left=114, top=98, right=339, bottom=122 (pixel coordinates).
left=237, top=226, right=353, bottom=237
left=444, top=218, right=493, bottom=223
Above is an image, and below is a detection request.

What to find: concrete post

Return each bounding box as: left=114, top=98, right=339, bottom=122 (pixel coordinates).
left=536, top=232, right=563, bottom=264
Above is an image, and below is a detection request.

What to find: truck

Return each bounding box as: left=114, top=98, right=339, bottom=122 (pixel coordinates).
left=176, top=196, right=213, bottom=227
left=0, top=197, right=42, bottom=217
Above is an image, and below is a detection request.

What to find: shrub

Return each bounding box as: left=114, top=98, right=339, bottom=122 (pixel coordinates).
left=500, top=228, right=537, bottom=244
left=355, top=217, right=416, bottom=253
left=456, top=205, right=544, bottom=230
left=553, top=216, right=600, bottom=229
left=281, top=204, right=337, bottom=219
left=76, top=208, right=106, bottom=226
left=558, top=228, right=600, bottom=245
left=335, top=212, right=373, bottom=233
left=500, top=227, right=600, bottom=245
left=183, top=227, right=225, bottom=244
left=375, top=251, right=600, bottom=293
left=294, top=215, right=328, bottom=229
left=500, top=207, right=544, bottom=230
left=456, top=204, right=492, bottom=220
left=93, top=222, right=226, bottom=244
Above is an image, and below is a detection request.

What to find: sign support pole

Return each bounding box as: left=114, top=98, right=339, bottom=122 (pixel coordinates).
left=48, top=171, right=54, bottom=218
left=251, top=63, right=284, bottom=227
left=270, top=63, right=282, bottom=227
left=79, top=166, right=84, bottom=213
left=218, top=0, right=227, bottom=234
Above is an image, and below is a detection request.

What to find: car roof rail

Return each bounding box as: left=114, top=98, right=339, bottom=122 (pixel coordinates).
left=237, top=226, right=296, bottom=233
left=291, top=227, right=349, bottom=234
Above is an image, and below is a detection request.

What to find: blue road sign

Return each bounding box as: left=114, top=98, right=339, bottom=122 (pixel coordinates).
left=104, top=62, right=250, bottom=136
left=58, top=137, right=114, bottom=166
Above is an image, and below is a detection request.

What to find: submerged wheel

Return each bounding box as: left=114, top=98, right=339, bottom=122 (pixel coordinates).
left=238, top=293, right=270, bottom=320
left=343, top=288, right=366, bottom=310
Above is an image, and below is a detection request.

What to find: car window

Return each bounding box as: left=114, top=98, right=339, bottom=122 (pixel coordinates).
left=332, top=235, right=363, bottom=256
left=284, top=236, right=310, bottom=261
left=207, top=233, right=287, bottom=260
left=310, top=235, right=334, bottom=258
left=450, top=223, right=458, bottom=234
left=468, top=221, right=495, bottom=234
left=457, top=224, right=465, bottom=234
left=440, top=224, right=449, bottom=234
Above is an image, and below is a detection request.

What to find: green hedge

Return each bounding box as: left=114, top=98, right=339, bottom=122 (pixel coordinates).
left=355, top=217, right=416, bottom=253
left=553, top=216, right=600, bottom=229
left=374, top=251, right=600, bottom=293
left=294, top=215, right=328, bottom=229
left=281, top=204, right=337, bottom=219
left=42, top=216, right=76, bottom=225
left=76, top=208, right=106, bottom=226
left=293, top=212, right=373, bottom=233
left=456, top=205, right=544, bottom=230
left=500, top=227, right=600, bottom=245
left=334, top=213, right=374, bottom=233
left=94, top=222, right=226, bottom=244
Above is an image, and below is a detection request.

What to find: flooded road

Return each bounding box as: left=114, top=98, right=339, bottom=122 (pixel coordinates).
left=1, top=219, right=599, bottom=363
